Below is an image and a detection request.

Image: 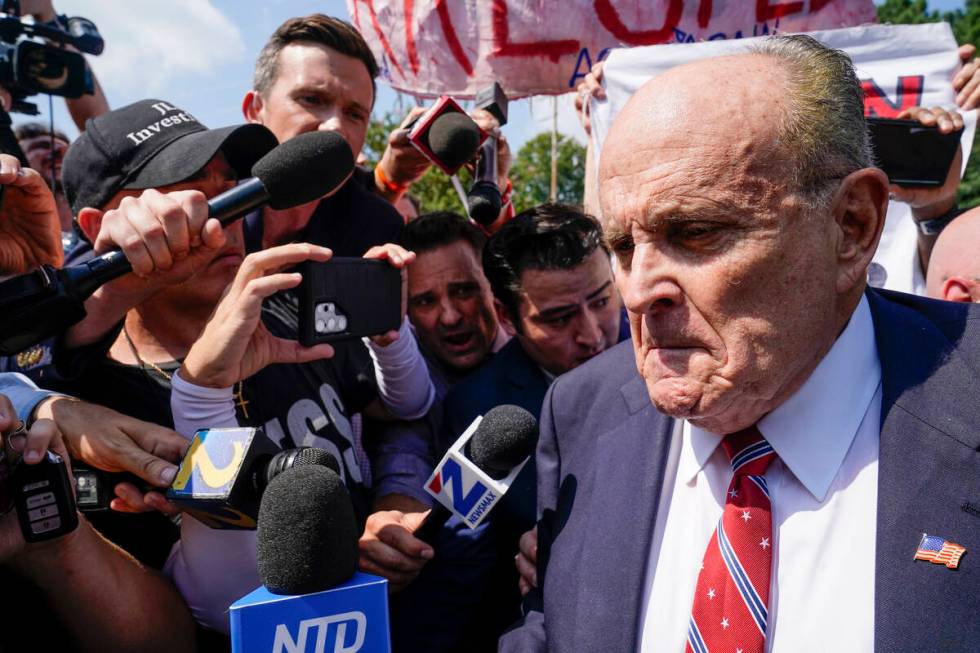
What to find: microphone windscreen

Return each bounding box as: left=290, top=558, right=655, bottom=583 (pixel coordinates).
left=252, top=131, right=355, bottom=210
left=290, top=447, right=341, bottom=475
left=427, top=112, right=481, bottom=172
left=256, top=465, right=359, bottom=595
left=465, top=405, right=539, bottom=479
left=466, top=180, right=502, bottom=226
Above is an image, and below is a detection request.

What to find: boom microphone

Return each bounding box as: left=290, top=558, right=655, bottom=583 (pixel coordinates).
left=0, top=131, right=355, bottom=356
left=231, top=465, right=392, bottom=652
left=415, top=405, right=538, bottom=545
left=166, top=425, right=341, bottom=530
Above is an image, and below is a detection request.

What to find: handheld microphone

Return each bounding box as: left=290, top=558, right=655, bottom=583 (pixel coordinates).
left=0, top=130, right=355, bottom=356
left=466, top=83, right=509, bottom=226
left=407, top=95, right=485, bottom=175
left=414, top=405, right=538, bottom=545
left=166, top=426, right=340, bottom=530
left=231, top=465, right=391, bottom=653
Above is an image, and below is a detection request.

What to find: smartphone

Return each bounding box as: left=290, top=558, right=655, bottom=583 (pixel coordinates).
left=866, top=117, right=962, bottom=188
left=298, top=258, right=402, bottom=346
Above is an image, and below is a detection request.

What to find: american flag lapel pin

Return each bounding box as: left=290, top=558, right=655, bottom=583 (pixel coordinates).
left=914, top=533, right=966, bottom=569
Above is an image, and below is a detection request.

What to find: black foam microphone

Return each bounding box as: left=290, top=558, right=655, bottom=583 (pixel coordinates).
left=231, top=464, right=390, bottom=651
left=466, top=138, right=501, bottom=226
left=415, top=405, right=539, bottom=545
left=256, top=465, right=359, bottom=595
left=425, top=111, right=482, bottom=173
left=406, top=97, right=483, bottom=175
left=0, top=130, right=355, bottom=356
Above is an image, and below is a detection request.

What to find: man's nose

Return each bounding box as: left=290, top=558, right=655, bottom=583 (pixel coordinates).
left=438, top=297, right=463, bottom=327
left=575, top=309, right=604, bottom=350
left=619, top=244, right=683, bottom=316
left=317, top=111, right=348, bottom=139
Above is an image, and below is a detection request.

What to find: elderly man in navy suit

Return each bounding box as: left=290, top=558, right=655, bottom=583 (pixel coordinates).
left=501, top=34, right=980, bottom=653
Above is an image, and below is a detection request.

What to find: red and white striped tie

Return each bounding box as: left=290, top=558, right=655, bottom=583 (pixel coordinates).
left=687, top=427, right=776, bottom=653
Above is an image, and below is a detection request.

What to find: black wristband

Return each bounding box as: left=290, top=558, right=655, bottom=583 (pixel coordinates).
left=916, top=204, right=960, bottom=236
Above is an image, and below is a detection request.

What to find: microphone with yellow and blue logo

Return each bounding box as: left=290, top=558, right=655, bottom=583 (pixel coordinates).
left=166, top=427, right=339, bottom=530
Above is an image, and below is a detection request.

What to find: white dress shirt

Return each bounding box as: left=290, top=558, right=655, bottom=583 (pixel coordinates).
left=869, top=202, right=925, bottom=296
left=639, top=296, right=882, bottom=653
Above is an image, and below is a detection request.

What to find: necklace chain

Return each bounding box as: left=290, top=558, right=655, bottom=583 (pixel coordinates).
left=122, top=326, right=251, bottom=418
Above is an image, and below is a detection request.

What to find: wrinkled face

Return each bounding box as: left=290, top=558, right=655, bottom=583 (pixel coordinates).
left=508, top=249, right=621, bottom=376
left=20, top=134, right=69, bottom=185
left=600, top=72, right=842, bottom=433
left=408, top=242, right=498, bottom=371
left=251, top=42, right=373, bottom=156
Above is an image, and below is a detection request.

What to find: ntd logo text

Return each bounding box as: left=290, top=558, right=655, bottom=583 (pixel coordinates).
left=272, top=611, right=366, bottom=653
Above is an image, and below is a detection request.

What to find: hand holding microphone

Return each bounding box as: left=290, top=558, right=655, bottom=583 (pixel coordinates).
left=0, top=130, right=355, bottom=355
left=415, top=405, right=538, bottom=545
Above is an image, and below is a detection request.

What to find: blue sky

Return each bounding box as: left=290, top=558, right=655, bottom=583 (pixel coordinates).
left=27, top=0, right=968, bottom=153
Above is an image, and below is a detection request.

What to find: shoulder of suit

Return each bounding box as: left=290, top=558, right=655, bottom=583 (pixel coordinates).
left=550, top=340, right=639, bottom=406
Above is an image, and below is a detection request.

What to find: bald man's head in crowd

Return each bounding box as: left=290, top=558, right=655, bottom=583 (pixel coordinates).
left=926, top=207, right=980, bottom=302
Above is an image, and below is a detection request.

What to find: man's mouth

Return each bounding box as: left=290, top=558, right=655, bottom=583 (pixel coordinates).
left=442, top=331, right=475, bottom=351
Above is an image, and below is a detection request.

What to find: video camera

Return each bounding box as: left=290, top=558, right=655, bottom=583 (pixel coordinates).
left=0, top=0, right=103, bottom=115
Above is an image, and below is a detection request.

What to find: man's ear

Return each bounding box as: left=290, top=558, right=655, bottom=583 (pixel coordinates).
left=494, top=298, right=518, bottom=337
left=941, top=276, right=977, bottom=303
left=76, top=207, right=104, bottom=244
left=832, top=167, right=890, bottom=294
left=242, top=90, right=263, bottom=124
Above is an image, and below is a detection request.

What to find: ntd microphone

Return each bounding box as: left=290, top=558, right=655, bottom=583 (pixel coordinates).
left=167, top=427, right=339, bottom=529
left=421, top=405, right=538, bottom=539
left=231, top=465, right=390, bottom=653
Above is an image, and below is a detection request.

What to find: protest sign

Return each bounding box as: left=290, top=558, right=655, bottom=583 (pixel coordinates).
left=347, top=0, right=875, bottom=98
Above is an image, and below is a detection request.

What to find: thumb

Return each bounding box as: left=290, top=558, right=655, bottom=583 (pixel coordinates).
left=271, top=337, right=334, bottom=365
left=403, top=509, right=432, bottom=533
left=122, top=445, right=181, bottom=488
left=959, top=43, right=976, bottom=62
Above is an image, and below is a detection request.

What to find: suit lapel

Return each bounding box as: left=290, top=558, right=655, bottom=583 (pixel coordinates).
left=570, top=375, right=673, bottom=650
left=503, top=343, right=550, bottom=408
left=869, top=291, right=980, bottom=651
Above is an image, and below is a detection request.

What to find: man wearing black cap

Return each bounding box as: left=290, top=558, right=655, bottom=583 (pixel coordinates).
left=29, top=99, right=280, bottom=568
left=42, top=99, right=433, bottom=631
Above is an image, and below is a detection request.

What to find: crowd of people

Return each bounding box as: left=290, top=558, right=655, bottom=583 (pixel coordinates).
left=0, top=3, right=978, bottom=652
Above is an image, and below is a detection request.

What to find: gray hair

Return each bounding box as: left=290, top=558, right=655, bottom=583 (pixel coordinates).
left=750, top=35, right=872, bottom=204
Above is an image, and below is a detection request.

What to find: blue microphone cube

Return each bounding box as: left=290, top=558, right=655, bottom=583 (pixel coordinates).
left=229, top=572, right=390, bottom=653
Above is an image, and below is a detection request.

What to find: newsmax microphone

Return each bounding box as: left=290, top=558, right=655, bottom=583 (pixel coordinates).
left=0, top=130, right=355, bottom=356
left=231, top=465, right=391, bottom=653
left=166, top=426, right=340, bottom=529
left=414, top=404, right=538, bottom=545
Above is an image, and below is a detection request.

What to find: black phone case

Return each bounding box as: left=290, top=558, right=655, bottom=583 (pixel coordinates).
left=867, top=117, right=962, bottom=187
left=299, top=258, right=402, bottom=346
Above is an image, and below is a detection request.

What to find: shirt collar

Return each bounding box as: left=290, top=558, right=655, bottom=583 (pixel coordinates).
left=680, top=295, right=881, bottom=501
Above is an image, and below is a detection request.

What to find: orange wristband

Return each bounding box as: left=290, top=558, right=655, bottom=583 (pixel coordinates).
left=375, top=164, right=408, bottom=194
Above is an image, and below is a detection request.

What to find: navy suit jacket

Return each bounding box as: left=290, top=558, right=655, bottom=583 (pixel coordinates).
left=500, top=289, right=980, bottom=652
left=389, top=338, right=550, bottom=653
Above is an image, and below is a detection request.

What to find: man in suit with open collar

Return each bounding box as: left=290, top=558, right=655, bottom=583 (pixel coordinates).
left=500, top=35, right=980, bottom=653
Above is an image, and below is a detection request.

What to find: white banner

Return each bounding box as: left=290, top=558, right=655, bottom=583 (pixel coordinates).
left=347, top=0, right=876, bottom=98
left=592, top=22, right=977, bottom=169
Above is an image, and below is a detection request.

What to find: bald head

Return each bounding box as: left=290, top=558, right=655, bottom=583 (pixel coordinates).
left=600, top=35, right=871, bottom=221
left=926, top=207, right=980, bottom=302
left=596, top=34, right=889, bottom=435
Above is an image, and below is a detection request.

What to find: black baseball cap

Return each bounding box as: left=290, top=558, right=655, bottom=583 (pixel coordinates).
left=63, top=99, right=279, bottom=215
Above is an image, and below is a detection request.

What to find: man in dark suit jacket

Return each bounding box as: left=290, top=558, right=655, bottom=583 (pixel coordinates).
left=501, top=35, right=978, bottom=652
left=393, top=205, right=623, bottom=652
